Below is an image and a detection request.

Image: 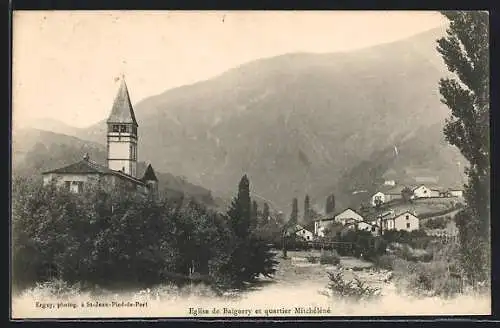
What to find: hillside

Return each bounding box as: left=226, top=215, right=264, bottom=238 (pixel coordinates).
left=330, top=122, right=467, bottom=209
left=61, top=27, right=460, bottom=213
left=12, top=128, right=220, bottom=207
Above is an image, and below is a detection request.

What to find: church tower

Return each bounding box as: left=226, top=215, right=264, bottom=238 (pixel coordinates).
left=107, top=76, right=138, bottom=177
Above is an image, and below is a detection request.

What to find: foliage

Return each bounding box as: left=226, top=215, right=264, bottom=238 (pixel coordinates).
left=324, top=270, right=380, bottom=301
left=424, top=216, right=450, bottom=229
left=437, top=11, right=490, bottom=286
left=319, top=250, right=341, bottom=265
left=325, top=194, right=336, bottom=214
left=225, top=175, right=278, bottom=286
left=382, top=229, right=433, bottom=250
left=303, top=194, right=311, bottom=225
left=12, top=174, right=277, bottom=291
left=374, top=255, right=397, bottom=271
left=339, top=229, right=387, bottom=260
left=290, top=198, right=298, bottom=225
left=306, top=254, right=319, bottom=264
left=401, top=186, right=413, bottom=203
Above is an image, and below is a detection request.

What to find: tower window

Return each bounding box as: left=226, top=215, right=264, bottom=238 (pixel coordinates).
left=112, top=125, right=119, bottom=132
left=120, top=125, right=127, bottom=133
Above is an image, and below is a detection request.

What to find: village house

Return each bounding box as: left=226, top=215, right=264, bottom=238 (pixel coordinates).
left=370, top=185, right=404, bottom=207
left=42, top=77, right=159, bottom=196
left=381, top=211, right=420, bottom=232
left=314, top=216, right=335, bottom=237
left=294, top=224, right=314, bottom=241
left=334, top=208, right=365, bottom=225
left=449, top=188, right=464, bottom=198
left=384, top=179, right=396, bottom=186
left=411, top=185, right=433, bottom=199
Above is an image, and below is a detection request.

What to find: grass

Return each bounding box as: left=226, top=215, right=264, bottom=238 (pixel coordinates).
left=11, top=250, right=491, bottom=318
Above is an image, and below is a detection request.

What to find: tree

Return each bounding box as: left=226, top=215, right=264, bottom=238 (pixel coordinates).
left=401, top=187, right=413, bottom=203
left=325, top=194, right=336, bottom=214
left=228, top=175, right=251, bottom=238
left=262, top=202, right=270, bottom=224
left=251, top=200, right=258, bottom=230
left=290, top=197, right=298, bottom=225
left=303, top=194, right=311, bottom=225
left=437, top=11, right=490, bottom=284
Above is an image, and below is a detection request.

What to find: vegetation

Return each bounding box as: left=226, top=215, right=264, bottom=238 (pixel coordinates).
left=325, top=194, right=336, bottom=214
left=437, top=11, right=490, bottom=285
left=323, top=270, right=380, bottom=301
left=303, top=194, right=311, bottom=226
left=290, top=197, right=299, bottom=225
left=319, top=250, right=341, bottom=265
left=423, top=216, right=451, bottom=230
left=12, top=174, right=277, bottom=292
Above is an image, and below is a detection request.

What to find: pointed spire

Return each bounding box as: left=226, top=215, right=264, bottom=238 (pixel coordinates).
left=107, top=75, right=138, bottom=126
left=142, top=164, right=158, bottom=182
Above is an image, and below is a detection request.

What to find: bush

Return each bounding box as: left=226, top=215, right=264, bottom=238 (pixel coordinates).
left=392, top=256, right=464, bottom=298
left=424, top=216, right=449, bottom=229
left=306, top=255, right=319, bottom=264
left=11, top=176, right=277, bottom=291
left=323, top=270, right=380, bottom=301
left=320, top=250, right=340, bottom=265
left=374, top=255, right=397, bottom=271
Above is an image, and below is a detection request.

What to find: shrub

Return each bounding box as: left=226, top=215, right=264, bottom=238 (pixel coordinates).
left=306, top=255, right=319, bottom=264
left=424, top=216, right=448, bottom=229
left=320, top=250, right=340, bottom=265
left=323, top=270, right=380, bottom=301
left=374, top=255, right=397, bottom=271
left=11, top=176, right=277, bottom=291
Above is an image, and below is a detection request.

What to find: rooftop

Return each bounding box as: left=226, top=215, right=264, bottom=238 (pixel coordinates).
left=42, top=155, right=146, bottom=186
left=107, top=76, right=138, bottom=126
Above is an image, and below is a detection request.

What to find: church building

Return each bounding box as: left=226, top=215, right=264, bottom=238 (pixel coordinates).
left=42, top=77, right=158, bottom=196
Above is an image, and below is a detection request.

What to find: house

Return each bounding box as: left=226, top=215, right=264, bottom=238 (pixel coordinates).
left=449, top=189, right=464, bottom=198
left=382, top=211, right=419, bottom=232
left=42, top=76, right=159, bottom=196
left=334, top=208, right=365, bottom=225
left=294, top=225, right=314, bottom=241
left=314, top=216, right=336, bottom=237
left=371, top=191, right=386, bottom=207
left=370, top=185, right=404, bottom=207
left=384, top=180, right=396, bottom=186
left=412, top=185, right=432, bottom=199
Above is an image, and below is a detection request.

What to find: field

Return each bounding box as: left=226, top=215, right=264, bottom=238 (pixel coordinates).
left=379, top=197, right=462, bottom=218
left=12, top=250, right=490, bottom=318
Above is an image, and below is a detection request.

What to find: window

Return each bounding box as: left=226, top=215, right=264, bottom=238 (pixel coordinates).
left=371, top=227, right=375, bottom=232
left=406, top=215, right=409, bottom=220
left=64, top=181, right=71, bottom=191
left=112, top=125, right=119, bottom=132
left=120, top=125, right=127, bottom=133
left=70, top=181, right=84, bottom=193
left=406, top=222, right=410, bottom=229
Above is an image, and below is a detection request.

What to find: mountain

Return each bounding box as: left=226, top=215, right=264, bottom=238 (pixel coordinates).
left=331, top=122, right=466, bottom=210
left=13, top=118, right=82, bottom=137
left=12, top=128, right=221, bottom=208
left=72, top=26, right=463, bottom=213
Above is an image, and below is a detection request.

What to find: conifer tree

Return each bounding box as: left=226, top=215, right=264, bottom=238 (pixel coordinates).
left=436, top=11, right=490, bottom=283
left=227, top=174, right=251, bottom=238
left=290, top=197, right=298, bottom=225
left=303, top=194, right=311, bottom=225
left=262, top=202, right=270, bottom=224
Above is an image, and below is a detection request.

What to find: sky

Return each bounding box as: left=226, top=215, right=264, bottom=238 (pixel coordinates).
left=12, top=11, right=447, bottom=128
